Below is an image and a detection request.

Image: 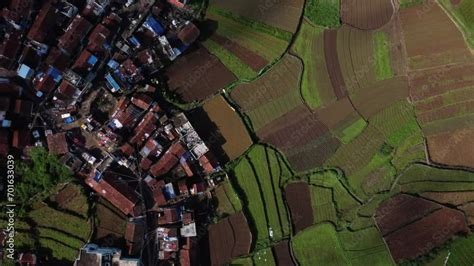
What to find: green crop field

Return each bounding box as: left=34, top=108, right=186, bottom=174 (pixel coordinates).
left=206, top=12, right=289, bottom=62
left=214, top=180, right=243, bottom=217
left=373, top=31, right=394, bottom=81
left=304, top=0, right=341, bottom=28
left=400, top=0, right=425, bottom=8
left=203, top=39, right=257, bottom=80
left=230, top=257, right=254, bottom=265
left=398, top=164, right=474, bottom=184
left=231, top=145, right=292, bottom=247
left=310, top=186, right=338, bottom=225
left=447, top=235, right=474, bottom=266
left=292, top=21, right=336, bottom=109
left=253, top=248, right=276, bottom=266
left=292, top=223, right=349, bottom=265
left=339, top=118, right=368, bottom=144
left=439, top=0, right=474, bottom=48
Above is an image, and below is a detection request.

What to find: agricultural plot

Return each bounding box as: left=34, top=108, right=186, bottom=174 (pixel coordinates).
left=398, top=163, right=474, bottom=184
left=427, top=128, right=474, bottom=169
left=285, top=182, right=314, bottom=233
left=206, top=12, right=289, bottom=63
left=291, top=21, right=337, bottom=109
left=214, top=180, right=243, bottom=217
left=93, top=198, right=127, bottom=246
left=0, top=184, right=90, bottom=263
left=375, top=193, right=471, bottom=262
left=341, top=0, right=396, bottom=30
left=438, top=0, right=474, bottom=48
left=209, top=212, right=253, bottom=265
left=231, top=145, right=292, bottom=246
left=273, top=240, right=296, bottom=266
left=231, top=54, right=303, bottom=131
left=373, top=31, right=394, bottom=80
left=447, top=234, right=474, bottom=266
left=292, top=223, right=350, bottom=265
left=202, top=95, right=253, bottom=161
left=304, top=0, right=341, bottom=28
left=209, top=0, right=304, bottom=33
left=166, top=46, right=236, bottom=102
left=338, top=227, right=395, bottom=266
left=310, top=185, right=338, bottom=225
left=252, top=248, right=276, bottom=266
left=202, top=39, right=257, bottom=80
left=400, top=2, right=472, bottom=70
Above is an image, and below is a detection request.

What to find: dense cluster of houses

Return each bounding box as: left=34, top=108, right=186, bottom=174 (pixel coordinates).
left=0, top=0, right=220, bottom=265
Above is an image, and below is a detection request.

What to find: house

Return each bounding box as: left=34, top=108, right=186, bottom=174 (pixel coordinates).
left=158, top=207, right=181, bottom=225
left=198, top=152, right=219, bottom=174
left=14, top=99, right=33, bottom=116
left=124, top=218, right=145, bottom=256
left=18, top=252, right=37, bottom=266
left=55, top=80, right=80, bottom=104
left=131, top=93, right=153, bottom=110
left=72, top=50, right=99, bottom=76
left=46, top=132, right=68, bottom=155
left=0, top=31, right=22, bottom=69
left=86, top=24, right=112, bottom=57
left=74, top=244, right=140, bottom=266
left=17, top=64, right=35, bottom=80
left=27, top=1, right=58, bottom=43
left=167, top=0, right=189, bottom=9
left=33, top=67, right=63, bottom=95
left=149, top=142, right=186, bottom=177
left=177, top=22, right=200, bottom=46
left=85, top=171, right=139, bottom=216
left=45, top=47, right=71, bottom=71
left=144, top=176, right=166, bottom=206
left=179, top=249, right=191, bottom=266
left=129, top=111, right=158, bottom=145
left=101, top=12, right=122, bottom=32
left=12, top=130, right=30, bottom=150
left=58, top=15, right=93, bottom=55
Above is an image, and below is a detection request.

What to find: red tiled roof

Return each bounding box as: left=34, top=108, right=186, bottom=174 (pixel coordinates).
left=33, top=73, right=57, bottom=94
left=149, top=142, right=185, bottom=177
left=87, top=24, right=112, bottom=56
left=85, top=172, right=139, bottom=216
left=58, top=15, right=93, bottom=55
left=144, top=177, right=166, bottom=206
left=72, top=50, right=96, bottom=74
left=199, top=153, right=217, bottom=174
left=45, top=47, right=71, bottom=71
left=180, top=158, right=193, bottom=177
left=46, top=132, right=68, bottom=155
left=102, top=12, right=122, bottom=31
left=159, top=208, right=179, bottom=225
left=140, top=157, right=153, bottom=171
left=120, top=142, right=135, bottom=156
left=180, top=249, right=191, bottom=266
left=27, top=1, right=57, bottom=43
left=56, top=80, right=77, bottom=100
left=178, top=180, right=188, bottom=196
left=0, top=31, right=21, bottom=63
left=177, top=22, right=200, bottom=46
left=14, top=99, right=33, bottom=116
left=130, top=111, right=158, bottom=145
left=131, top=93, right=153, bottom=110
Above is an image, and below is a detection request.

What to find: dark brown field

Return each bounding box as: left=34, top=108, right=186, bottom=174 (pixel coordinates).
left=285, top=182, right=314, bottom=233
left=341, top=0, right=395, bottom=30
left=427, top=128, right=474, bottom=169
left=208, top=212, right=252, bottom=266
left=385, top=208, right=469, bottom=262
left=376, top=194, right=442, bottom=236
left=166, top=46, right=236, bottom=102
left=273, top=240, right=296, bottom=266
left=324, top=30, right=347, bottom=99
left=211, top=33, right=268, bottom=72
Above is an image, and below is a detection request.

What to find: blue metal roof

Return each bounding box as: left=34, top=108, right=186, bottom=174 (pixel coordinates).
left=107, top=59, right=119, bottom=70
left=105, top=73, right=121, bottom=92
left=47, top=67, right=62, bottom=83
left=17, top=64, right=33, bottom=79
left=144, top=15, right=165, bottom=36
left=87, top=55, right=98, bottom=66
left=129, top=36, right=141, bottom=47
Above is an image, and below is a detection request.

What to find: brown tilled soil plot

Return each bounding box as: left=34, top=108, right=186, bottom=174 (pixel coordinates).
left=273, top=240, right=296, bottom=266
left=375, top=193, right=442, bottom=236
left=211, top=33, right=268, bottom=72
left=257, top=105, right=341, bottom=172
left=341, top=0, right=395, bottom=30
left=427, top=128, right=474, bottom=169
left=202, top=95, right=252, bottom=160
left=315, top=97, right=356, bottom=129
left=209, top=0, right=304, bottom=33
left=400, top=2, right=472, bottom=70
left=459, top=202, right=474, bottom=225
left=208, top=212, right=252, bottom=266
left=166, top=46, right=236, bottom=102
left=285, top=182, right=314, bottom=233
left=421, top=191, right=474, bottom=206
left=384, top=208, right=469, bottom=262
left=324, top=30, right=347, bottom=99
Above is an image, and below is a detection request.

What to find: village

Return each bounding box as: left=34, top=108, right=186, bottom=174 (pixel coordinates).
left=0, top=0, right=228, bottom=265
